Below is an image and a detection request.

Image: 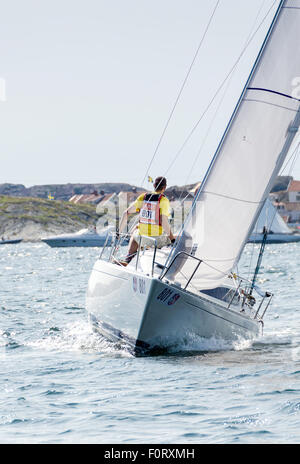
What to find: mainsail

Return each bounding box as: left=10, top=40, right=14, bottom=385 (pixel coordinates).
left=166, top=0, right=300, bottom=289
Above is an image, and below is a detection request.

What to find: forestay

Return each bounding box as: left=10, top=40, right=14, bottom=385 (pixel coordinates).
left=166, top=0, right=300, bottom=289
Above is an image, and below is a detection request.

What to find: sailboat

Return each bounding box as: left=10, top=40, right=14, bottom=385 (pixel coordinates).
left=249, top=198, right=300, bottom=243
left=86, top=0, right=300, bottom=354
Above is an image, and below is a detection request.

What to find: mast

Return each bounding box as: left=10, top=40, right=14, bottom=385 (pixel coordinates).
left=165, top=0, right=300, bottom=289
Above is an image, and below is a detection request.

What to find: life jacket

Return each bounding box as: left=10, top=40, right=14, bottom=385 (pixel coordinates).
left=138, top=193, right=163, bottom=228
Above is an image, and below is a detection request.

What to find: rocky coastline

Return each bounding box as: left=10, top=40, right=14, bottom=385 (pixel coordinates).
left=0, top=176, right=289, bottom=242
left=0, top=195, right=99, bottom=242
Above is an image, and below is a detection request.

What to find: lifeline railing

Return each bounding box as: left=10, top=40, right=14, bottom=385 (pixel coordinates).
left=100, top=235, right=273, bottom=321
left=100, top=231, right=158, bottom=276
left=135, top=235, right=157, bottom=276
left=159, top=250, right=273, bottom=321
left=99, top=231, right=131, bottom=261
left=159, top=251, right=203, bottom=290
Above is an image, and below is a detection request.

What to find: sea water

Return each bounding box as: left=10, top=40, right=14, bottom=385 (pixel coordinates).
left=0, top=241, right=300, bottom=444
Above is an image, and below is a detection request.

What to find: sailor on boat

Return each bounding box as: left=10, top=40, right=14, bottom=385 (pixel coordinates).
left=118, top=176, right=176, bottom=265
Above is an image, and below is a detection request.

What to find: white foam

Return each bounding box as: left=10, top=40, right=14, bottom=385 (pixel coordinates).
left=158, top=332, right=255, bottom=354
left=27, top=320, right=133, bottom=357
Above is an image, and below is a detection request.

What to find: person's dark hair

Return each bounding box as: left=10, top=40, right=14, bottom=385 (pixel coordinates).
left=154, top=176, right=167, bottom=191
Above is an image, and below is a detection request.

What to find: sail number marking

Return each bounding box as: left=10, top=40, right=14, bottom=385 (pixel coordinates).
left=157, top=288, right=181, bottom=306
left=132, top=276, right=146, bottom=294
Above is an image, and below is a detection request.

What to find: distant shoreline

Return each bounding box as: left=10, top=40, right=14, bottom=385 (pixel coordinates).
left=0, top=176, right=290, bottom=201
left=0, top=176, right=293, bottom=241
left=0, top=195, right=99, bottom=242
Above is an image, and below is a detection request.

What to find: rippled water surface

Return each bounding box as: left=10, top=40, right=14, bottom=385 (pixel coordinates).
left=1, top=242, right=300, bottom=443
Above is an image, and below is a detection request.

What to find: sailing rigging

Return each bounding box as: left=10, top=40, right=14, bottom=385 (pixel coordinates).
left=86, top=0, right=300, bottom=354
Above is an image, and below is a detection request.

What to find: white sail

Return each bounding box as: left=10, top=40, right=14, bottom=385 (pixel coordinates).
left=166, top=0, right=300, bottom=289
left=253, top=198, right=291, bottom=234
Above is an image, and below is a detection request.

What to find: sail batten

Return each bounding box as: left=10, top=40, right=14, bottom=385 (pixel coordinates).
left=201, top=191, right=263, bottom=204
left=166, top=0, right=300, bottom=289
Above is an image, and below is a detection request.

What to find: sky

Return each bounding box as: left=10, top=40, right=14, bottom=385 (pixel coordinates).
left=2, top=0, right=295, bottom=189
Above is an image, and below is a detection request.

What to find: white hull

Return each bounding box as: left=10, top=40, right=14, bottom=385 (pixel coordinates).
left=86, top=259, right=261, bottom=354
left=248, top=233, right=300, bottom=243
left=42, top=229, right=113, bottom=248
left=0, top=239, right=22, bottom=245
left=42, top=237, right=108, bottom=247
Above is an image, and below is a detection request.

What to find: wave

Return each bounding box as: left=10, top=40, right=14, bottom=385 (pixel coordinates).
left=26, top=320, right=133, bottom=358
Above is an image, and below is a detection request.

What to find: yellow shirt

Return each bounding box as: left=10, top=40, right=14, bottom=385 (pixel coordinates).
left=134, top=192, right=170, bottom=236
